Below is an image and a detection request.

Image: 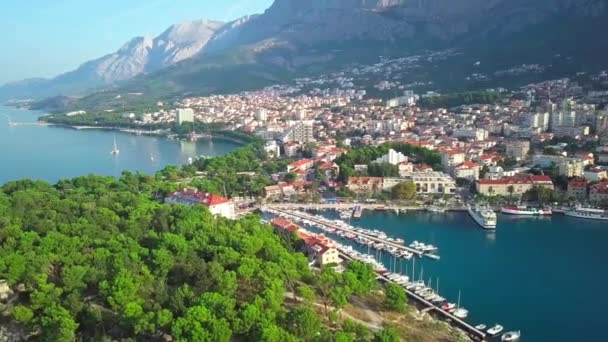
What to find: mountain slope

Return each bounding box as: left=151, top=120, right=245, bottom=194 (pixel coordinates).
left=0, top=19, right=224, bottom=101
left=16, top=0, right=608, bottom=112
left=124, top=0, right=608, bottom=96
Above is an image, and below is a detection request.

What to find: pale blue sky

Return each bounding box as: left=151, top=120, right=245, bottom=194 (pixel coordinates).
left=0, top=0, right=274, bottom=85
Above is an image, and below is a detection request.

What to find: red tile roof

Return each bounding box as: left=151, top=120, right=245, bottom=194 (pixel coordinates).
left=168, top=189, right=231, bottom=207
left=289, top=159, right=313, bottom=168
left=591, top=182, right=608, bottom=194
left=568, top=177, right=588, bottom=189
left=455, top=161, right=480, bottom=169
left=348, top=177, right=383, bottom=184
left=478, top=174, right=553, bottom=186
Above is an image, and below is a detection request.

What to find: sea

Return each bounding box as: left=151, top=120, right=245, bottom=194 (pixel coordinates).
left=0, top=105, right=242, bottom=185
left=307, top=210, right=608, bottom=342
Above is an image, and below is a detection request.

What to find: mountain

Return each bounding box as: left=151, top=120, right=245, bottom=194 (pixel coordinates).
left=0, top=19, right=224, bottom=101
left=15, top=0, right=608, bottom=112
left=128, top=0, right=607, bottom=95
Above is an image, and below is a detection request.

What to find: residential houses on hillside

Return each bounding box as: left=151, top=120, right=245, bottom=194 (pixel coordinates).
left=271, top=218, right=341, bottom=266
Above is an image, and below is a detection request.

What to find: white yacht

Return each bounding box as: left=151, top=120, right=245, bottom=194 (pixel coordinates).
left=111, top=135, right=120, bottom=155
left=501, top=205, right=552, bottom=216
left=501, top=331, right=521, bottom=341
left=565, top=207, right=608, bottom=221
left=468, top=204, right=497, bottom=229
left=487, top=324, right=504, bottom=336
left=453, top=290, right=468, bottom=319
left=475, top=324, right=487, bottom=331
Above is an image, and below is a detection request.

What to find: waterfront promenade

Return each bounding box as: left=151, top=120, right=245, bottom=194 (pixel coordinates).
left=265, top=202, right=467, bottom=212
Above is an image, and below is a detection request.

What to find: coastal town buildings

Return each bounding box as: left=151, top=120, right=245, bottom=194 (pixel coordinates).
left=373, top=149, right=408, bottom=165
left=476, top=174, right=554, bottom=196
left=165, top=189, right=236, bottom=219
left=271, top=218, right=340, bottom=266
left=590, top=182, right=608, bottom=204
left=177, top=108, right=194, bottom=125
left=567, top=178, right=589, bottom=202
left=506, top=140, right=530, bottom=161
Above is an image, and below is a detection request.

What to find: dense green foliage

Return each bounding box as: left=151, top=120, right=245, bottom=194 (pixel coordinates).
left=0, top=174, right=383, bottom=341
left=522, top=186, right=564, bottom=204
left=155, top=142, right=283, bottom=198
left=391, top=181, right=417, bottom=200
left=383, top=283, right=407, bottom=312
left=418, top=91, right=506, bottom=109
left=336, top=143, right=441, bottom=182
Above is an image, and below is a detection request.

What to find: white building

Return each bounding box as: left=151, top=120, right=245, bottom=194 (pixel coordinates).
left=165, top=189, right=236, bottom=219
left=255, top=109, right=268, bottom=122
left=526, top=112, right=550, bottom=132
left=441, top=151, right=465, bottom=170
left=452, top=128, right=488, bottom=141
left=177, top=108, right=194, bottom=125
left=280, top=121, right=315, bottom=143
left=373, top=149, right=408, bottom=165
left=264, top=141, right=281, bottom=158
left=452, top=162, right=480, bottom=181
left=409, top=171, right=456, bottom=195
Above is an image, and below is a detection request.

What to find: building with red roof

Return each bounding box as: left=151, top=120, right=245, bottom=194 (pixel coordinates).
left=453, top=161, right=480, bottom=181
left=347, top=177, right=384, bottom=193
left=166, top=189, right=235, bottom=219
left=287, top=159, right=315, bottom=173
left=476, top=174, right=554, bottom=196
left=270, top=218, right=340, bottom=266
left=567, top=177, right=588, bottom=202
left=590, top=182, right=608, bottom=205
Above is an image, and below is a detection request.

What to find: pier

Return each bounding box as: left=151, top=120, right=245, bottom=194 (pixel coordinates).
left=353, top=205, right=363, bottom=218
left=339, top=252, right=486, bottom=341
left=266, top=208, right=442, bottom=259
left=377, top=273, right=487, bottom=341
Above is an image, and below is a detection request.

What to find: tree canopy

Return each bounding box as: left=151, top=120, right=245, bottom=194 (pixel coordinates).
left=0, top=174, right=371, bottom=341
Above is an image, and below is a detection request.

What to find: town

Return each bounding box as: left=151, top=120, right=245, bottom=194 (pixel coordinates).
left=112, top=63, right=608, bottom=215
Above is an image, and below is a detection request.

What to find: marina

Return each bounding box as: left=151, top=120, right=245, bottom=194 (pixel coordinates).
left=264, top=208, right=441, bottom=260
left=323, top=226, right=510, bottom=341
left=327, top=210, right=608, bottom=341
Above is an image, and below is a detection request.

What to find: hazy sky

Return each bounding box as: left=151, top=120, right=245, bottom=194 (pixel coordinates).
left=0, top=0, right=274, bottom=85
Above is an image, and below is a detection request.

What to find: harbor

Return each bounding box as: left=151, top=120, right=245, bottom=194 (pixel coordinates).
left=264, top=208, right=441, bottom=260
left=316, top=209, right=608, bottom=342
left=262, top=208, right=527, bottom=341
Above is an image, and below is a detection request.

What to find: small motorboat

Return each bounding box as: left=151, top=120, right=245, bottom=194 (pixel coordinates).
left=475, top=324, right=487, bottom=331
left=501, top=331, right=521, bottom=341
left=487, top=324, right=504, bottom=336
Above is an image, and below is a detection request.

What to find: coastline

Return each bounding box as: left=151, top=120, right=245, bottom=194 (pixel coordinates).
left=36, top=119, right=251, bottom=145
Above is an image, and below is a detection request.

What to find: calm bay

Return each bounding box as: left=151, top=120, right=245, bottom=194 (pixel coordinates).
left=0, top=105, right=242, bottom=185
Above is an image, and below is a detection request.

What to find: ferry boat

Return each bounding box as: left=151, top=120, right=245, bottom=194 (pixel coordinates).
left=501, top=205, right=552, bottom=216
left=565, top=207, right=608, bottom=221
left=467, top=204, right=497, bottom=229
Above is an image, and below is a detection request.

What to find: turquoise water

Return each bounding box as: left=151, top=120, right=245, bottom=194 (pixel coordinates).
left=0, top=106, right=242, bottom=185
left=317, top=210, right=608, bottom=341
